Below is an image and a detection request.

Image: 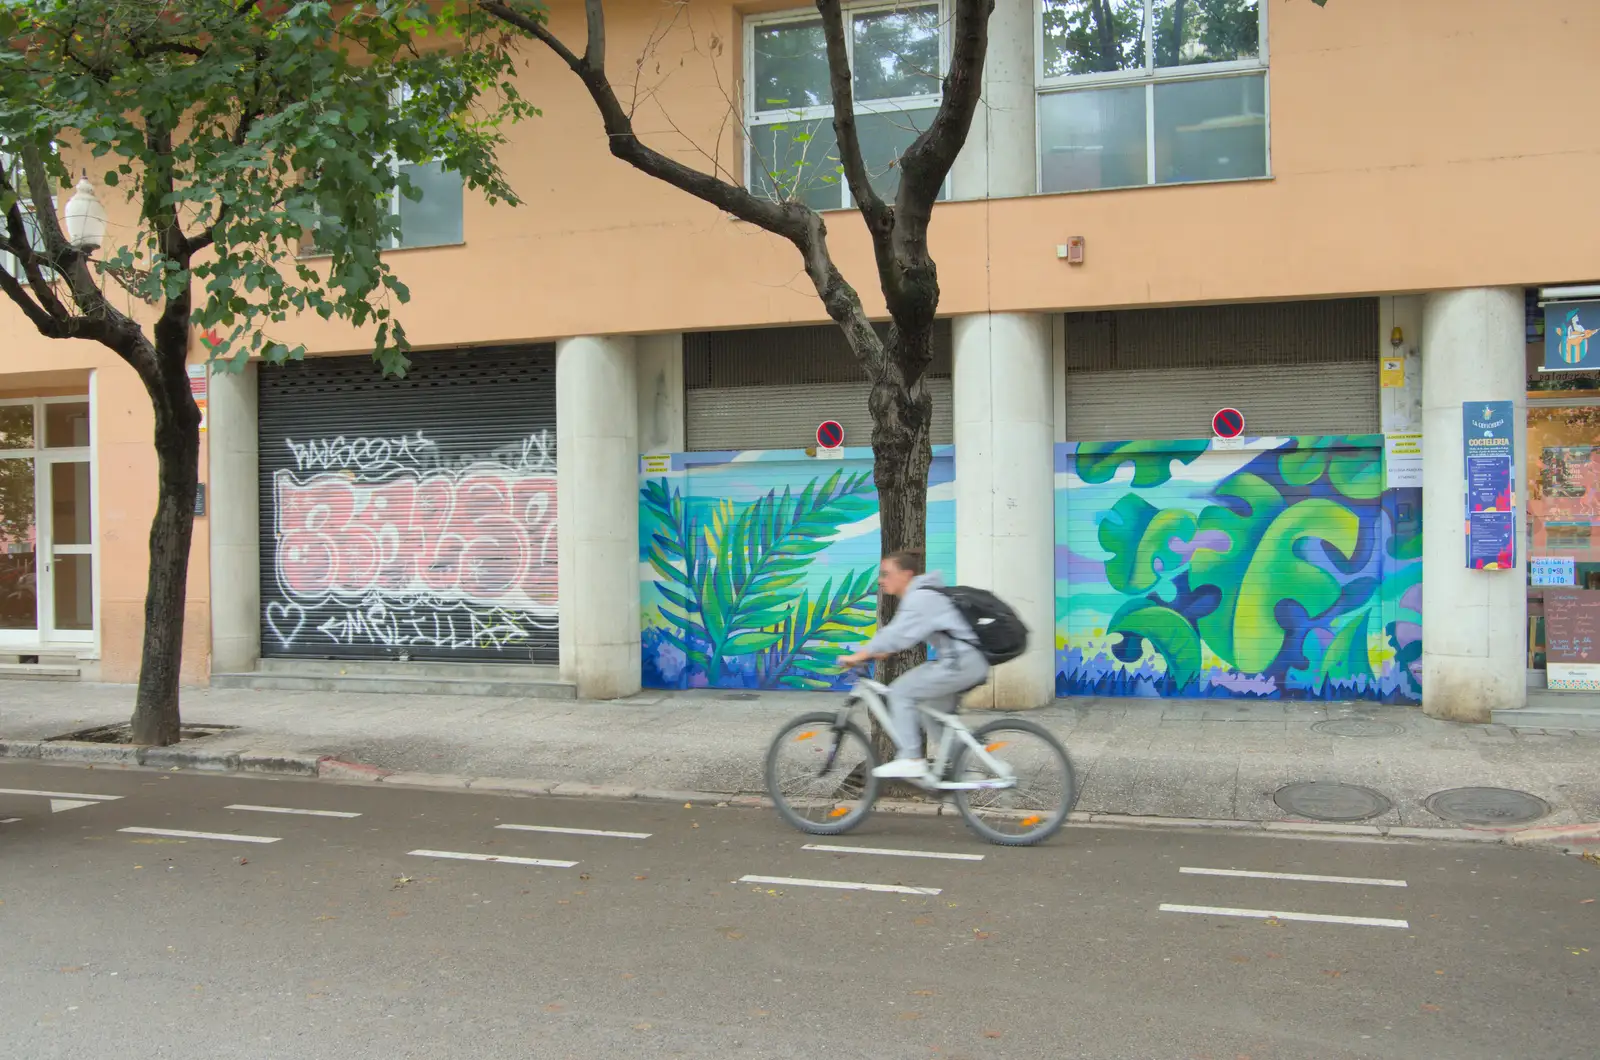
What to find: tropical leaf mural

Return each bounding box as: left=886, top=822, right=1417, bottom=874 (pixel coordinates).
left=636, top=451, right=940, bottom=694
left=1057, top=436, right=1422, bottom=703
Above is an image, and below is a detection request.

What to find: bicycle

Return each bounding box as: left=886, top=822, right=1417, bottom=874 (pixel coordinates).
left=763, top=670, right=1077, bottom=846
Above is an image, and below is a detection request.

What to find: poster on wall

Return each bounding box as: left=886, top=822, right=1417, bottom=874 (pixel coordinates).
left=1463, top=401, right=1515, bottom=569
left=1531, top=556, right=1577, bottom=586
left=1543, top=300, right=1600, bottom=372
left=1384, top=433, right=1422, bottom=488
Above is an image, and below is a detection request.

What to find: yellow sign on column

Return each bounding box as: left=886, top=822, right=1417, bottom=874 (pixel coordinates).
left=1380, top=357, right=1406, bottom=388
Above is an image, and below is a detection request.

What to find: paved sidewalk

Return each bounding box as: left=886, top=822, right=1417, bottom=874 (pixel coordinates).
left=4, top=681, right=1599, bottom=838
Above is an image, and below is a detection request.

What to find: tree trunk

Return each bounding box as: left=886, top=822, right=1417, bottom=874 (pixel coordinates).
left=867, top=356, right=936, bottom=766
left=129, top=369, right=202, bottom=747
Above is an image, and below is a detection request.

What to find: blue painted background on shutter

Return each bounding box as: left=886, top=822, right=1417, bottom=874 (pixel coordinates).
left=639, top=446, right=956, bottom=692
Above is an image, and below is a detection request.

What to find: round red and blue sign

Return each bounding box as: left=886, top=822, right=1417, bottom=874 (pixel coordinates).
left=817, top=420, right=845, bottom=449
left=1212, top=407, right=1245, bottom=440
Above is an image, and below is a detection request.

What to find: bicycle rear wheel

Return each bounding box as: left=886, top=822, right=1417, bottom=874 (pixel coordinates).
left=948, top=717, right=1076, bottom=846
left=764, top=710, right=880, bottom=835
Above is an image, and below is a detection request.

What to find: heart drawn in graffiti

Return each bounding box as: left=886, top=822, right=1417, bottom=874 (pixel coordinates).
left=264, top=601, right=307, bottom=648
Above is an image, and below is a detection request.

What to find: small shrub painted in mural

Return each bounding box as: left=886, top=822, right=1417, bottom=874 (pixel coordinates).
left=1055, top=437, right=1422, bottom=702
left=641, top=469, right=879, bottom=691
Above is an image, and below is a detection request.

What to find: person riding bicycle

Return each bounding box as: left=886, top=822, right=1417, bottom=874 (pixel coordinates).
left=840, top=549, right=989, bottom=782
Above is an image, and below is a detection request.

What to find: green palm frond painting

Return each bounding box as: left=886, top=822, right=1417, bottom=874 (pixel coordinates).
left=641, top=469, right=877, bottom=686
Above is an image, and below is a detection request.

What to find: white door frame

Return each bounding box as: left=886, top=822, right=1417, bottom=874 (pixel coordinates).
left=0, top=394, right=97, bottom=650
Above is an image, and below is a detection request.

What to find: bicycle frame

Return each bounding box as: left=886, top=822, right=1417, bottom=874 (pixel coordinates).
left=836, top=677, right=1017, bottom=792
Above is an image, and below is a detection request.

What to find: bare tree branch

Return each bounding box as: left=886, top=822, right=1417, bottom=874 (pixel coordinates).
left=478, top=0, right=888, bottom=376
left=816, top=0, right=890, bottom=236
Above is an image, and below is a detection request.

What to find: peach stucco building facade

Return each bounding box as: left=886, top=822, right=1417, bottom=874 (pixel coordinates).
left=1, top=0, right=1595, bottom=719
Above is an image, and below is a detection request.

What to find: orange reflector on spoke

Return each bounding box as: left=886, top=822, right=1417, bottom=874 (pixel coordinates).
left=795, top=731, right=817, bottom=742
left=1020, top=815, right=1042, bottom=827
left=985, top=741, right=1010, bottom=753
left=830, top=807, right=851, bottom=818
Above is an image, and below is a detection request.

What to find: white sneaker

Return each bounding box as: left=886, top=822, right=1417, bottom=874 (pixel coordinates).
left=873, top=758, right=931, bottom=780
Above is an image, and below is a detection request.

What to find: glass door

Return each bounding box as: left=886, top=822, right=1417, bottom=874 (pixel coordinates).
left=0, top=398, right=94, bottom=647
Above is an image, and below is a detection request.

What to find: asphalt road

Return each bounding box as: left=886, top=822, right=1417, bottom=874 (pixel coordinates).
left=1, top=761, right=1595, bottom=1060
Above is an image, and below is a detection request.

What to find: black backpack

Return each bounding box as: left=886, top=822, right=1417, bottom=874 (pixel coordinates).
left=933, top=586, right=1029, bottom=666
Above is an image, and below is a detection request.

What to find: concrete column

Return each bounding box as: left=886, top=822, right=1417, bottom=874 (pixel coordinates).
left=557, top=335, right=641, bottom=699
left=949, top=0, right=1036, bottom=200
left=952, top=313, right=1056, bottom=709
left=207, top=360, right=261, bottom=675
left=636, top=332, right=684, bottom=454
left=1420, top=288, right=1526, bottom=722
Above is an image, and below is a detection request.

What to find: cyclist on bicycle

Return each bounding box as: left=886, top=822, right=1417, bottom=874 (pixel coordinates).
left=840, top=549, right=989, bottom=781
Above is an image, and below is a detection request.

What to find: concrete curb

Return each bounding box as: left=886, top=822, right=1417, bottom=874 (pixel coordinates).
left=6, top=739, right=1597, bottom=854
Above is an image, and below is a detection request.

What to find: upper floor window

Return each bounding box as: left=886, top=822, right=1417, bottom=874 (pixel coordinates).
left=1038, top=0, right=1268, bottom=194
left=305, top=85, right=464, bottom=256
left=745, top=2, right=947, bottom=210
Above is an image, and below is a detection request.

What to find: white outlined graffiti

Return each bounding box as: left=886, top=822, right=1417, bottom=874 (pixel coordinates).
left=267, top=431, right=558, bottom=654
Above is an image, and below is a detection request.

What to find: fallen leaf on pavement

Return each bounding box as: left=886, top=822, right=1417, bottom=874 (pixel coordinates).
left=633, top=1023, right=652, bottom=1031
left=59, top=966, right=83, bottom=973
left=1321, top=970, right=1344, bottom=978
left=897, top=1012, right=922, bottom=1021
left=579, top=874, right=591, bottom=881
left=1229, top=956, right=1249, bottom=964
left=635, top=875, right=648, bottom=881
left=982, top=1030, right=1003, bottom=1039
left=1581, top=899, right=1594, bottom=904
left=911, top=990, right=935, bottom=997
left=1420, top=1004, right=1442, bottom=1013
left=544, top=1003, right=564, bottom=1012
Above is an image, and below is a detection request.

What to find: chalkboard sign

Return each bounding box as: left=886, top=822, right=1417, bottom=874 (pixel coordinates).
left=1544, top=590, right=1600, bottom=664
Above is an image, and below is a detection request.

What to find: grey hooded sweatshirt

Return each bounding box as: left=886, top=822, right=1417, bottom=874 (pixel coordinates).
left=862, top=572, right=986, bottom=669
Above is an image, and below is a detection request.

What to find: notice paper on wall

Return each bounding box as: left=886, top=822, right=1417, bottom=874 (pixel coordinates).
left=1531, top=556, right=1577, bottom=586
left=1463, top=401, right=1516, bottom=569
left=1384, top=433, right=1422, bottom=488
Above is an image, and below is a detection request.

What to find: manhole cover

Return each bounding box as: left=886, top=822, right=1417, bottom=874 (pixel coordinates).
left=1311, top=718, right=1406, bottom=738
left=1424, top=787, right=1551, bottom=827
left=720, top=692, right=759, bottom=702
left=1273, top=782, right=1392, bottom=822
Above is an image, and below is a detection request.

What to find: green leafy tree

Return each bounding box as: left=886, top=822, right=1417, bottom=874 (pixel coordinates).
left=0, top=0, right=534, bottom=744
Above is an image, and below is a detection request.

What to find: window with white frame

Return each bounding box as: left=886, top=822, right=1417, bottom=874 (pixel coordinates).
left=1037, top=0, right=1268, bottom=194
left=0, top=151, right=51, bottom=281
left=306, top=85, right=464, bottom=254
left=746, top=2, right=947, bottom=211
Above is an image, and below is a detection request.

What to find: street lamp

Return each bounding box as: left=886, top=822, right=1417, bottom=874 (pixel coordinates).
left=62, top=170, right=107, bottom=251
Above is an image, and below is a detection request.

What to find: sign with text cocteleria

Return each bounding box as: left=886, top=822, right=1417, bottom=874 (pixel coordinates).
left=1463, top=400, right=1515, bottom=570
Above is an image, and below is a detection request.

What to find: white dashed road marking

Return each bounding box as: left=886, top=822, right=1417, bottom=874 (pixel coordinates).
left=120, top=827, right=281, bottom=844
left=802, top=844, right=984, bottom=862
left=1179, top=866, right=1407, bottom=888
left=226, top=804, right=362, bottom=818
left=409, top=849, right=579, bottom=868
left=496, top=824, right=651, bottom=840
left=1159, top=903, right=1409, bottom=929
left=50, top=799, right=99, bottom=814
left=740, top=874, right=942, bottom=896
left=0, top=787, right=121, bottom=801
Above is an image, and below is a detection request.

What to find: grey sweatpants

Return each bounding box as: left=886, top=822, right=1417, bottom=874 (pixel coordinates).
left=885, top=648, right=990, bottom=758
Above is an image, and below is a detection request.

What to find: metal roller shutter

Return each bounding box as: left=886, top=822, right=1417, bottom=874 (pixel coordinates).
left=1063, top=299, right=1380, bottom=442
left=684, top=322, right=954, bottom=451
left=687, top=378, right=955, bottom=451
left=257, top=345, right=558, bottom=663
left=1068, top=362, right=1379, bottom=441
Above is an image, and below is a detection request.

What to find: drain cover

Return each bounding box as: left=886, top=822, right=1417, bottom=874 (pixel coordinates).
left=1273, top=782, right=1392, bottom=822
left=1311, top=718, right=1405, bottom=738
left=720, top=692, right=759, bottom=702
left=1424, top=787, right=1550, bottom=827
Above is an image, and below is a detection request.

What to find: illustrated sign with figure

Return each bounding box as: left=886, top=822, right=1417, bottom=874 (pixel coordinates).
left=1544, top=300, right=1600, bottom=372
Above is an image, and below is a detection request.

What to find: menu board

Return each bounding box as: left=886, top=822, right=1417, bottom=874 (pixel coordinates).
left=1544, top=590, right=1600, bottom=664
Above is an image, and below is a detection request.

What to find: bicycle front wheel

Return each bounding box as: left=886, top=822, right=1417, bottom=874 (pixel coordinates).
left=949, top=717, right=1076, bottom=846
left=764, top=710, right=880, bottom=835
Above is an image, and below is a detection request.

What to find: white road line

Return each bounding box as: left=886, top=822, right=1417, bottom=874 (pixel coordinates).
left=0, top=817, right=19, bottom=824
left=739, top=874, right=942, bottom=896
left=1180, top=866, right=1407, bottom=888
left=802, top=843, right=984, bottom=862
left=0, top=787, right=121, bottom=801
left=409, top=849, right=579, bottom=868
left=495, top=824, right=651, bottom=840
left=120, top=827, right=280, bottom=845
left=1159, top=903, right=1409, bottom=929
left=226, top=804, right=362, bottom=819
